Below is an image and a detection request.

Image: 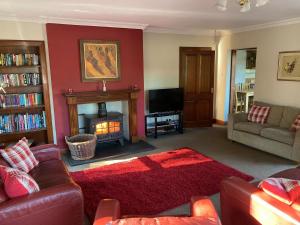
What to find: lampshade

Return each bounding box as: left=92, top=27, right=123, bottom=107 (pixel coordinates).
left=256, top=0, right=269, bottom=7
left=216, top=0, right=227, bottom=11
left=216, top=0, right=269, bottom=12
left=240, top=1, right=251, bottom=12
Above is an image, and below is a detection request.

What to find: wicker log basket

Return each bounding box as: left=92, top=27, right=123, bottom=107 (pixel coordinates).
left=65, top=134, right=97, bottom=160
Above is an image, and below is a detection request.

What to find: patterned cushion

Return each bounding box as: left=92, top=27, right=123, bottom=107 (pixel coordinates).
left=291, top=115, right=300, bottom=132
left=0, top=165, right=40, bottom=198
left=258, top=178, right=300, bottom=205
left=248, top=105, right=270, bottom=124
left=0, top=138, right=38, bottom=173
left=254, top=101, right=284, bottom=126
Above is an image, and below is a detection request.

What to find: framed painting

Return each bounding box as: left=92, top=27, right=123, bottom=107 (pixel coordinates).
left=277, top=51, right=300, bottom=81
left=80, top=40, right=121, bottom=82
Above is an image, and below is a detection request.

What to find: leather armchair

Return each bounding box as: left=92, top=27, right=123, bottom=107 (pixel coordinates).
left=220, top=167, right=300, bottom=225
left=93, top=196, right=221, bottom=225
left=0, top=144, right=84, bottom=225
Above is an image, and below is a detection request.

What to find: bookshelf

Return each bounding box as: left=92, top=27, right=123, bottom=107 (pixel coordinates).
left=0, top=40, right=53, bottom=147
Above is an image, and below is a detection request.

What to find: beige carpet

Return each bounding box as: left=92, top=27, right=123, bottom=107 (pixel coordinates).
left=68, top=126, right=296, bottom=223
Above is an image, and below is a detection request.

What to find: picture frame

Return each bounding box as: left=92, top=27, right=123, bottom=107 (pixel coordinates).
left=80, top=40, right=121, bottom=82
left=277, top=51, right=300, bottom=81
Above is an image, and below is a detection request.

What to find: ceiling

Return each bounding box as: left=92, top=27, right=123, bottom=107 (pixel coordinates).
left=1, top=0, right=300, bottom=34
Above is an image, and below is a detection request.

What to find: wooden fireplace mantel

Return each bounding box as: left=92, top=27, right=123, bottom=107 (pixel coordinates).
left=64, top=89, right=140, bottom=143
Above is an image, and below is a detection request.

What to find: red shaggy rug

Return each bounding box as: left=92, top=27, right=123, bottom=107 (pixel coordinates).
left=71, top=148, right=253, bottom=221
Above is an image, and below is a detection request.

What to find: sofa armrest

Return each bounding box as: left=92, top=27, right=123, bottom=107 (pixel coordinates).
left=93, top=199, right=121, bottom=225
left=221, top=177, right=300, bottom=225
left=0, top=183, right=83, bottom=225
left=30, top=144, right=61, bottom=162
left=292, top=130, right=300, bottom=162
left=191, top=196, right=220, bottom=224
left=227, top=113, right=248, bottom=139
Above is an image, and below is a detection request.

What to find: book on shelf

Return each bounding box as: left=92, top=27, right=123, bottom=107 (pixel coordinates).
left=0, top=53, right=39, bottom=67
left=0, top=73, right=41, bottom=87
left=0, top=111, right=46, bottom=134
left=0, top=93, right=43, bottom=108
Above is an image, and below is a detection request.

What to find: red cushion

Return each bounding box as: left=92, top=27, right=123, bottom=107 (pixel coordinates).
left=248, top=105, right=270, bottom=124
left=112, top=217, right=219, bottom=225
left=259, top=178, right=300, bottom=205
left=0, top=165, right=40, bottom=198
left=291, top=115, right=300, bottom=132
left=0, top=137, right=38, bottom=173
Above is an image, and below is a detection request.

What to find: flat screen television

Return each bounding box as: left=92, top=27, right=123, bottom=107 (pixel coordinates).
left=148, top=88, right=184, bottom=113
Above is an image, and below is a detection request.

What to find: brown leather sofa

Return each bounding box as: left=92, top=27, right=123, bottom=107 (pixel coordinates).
left=93, top=196, right=221, bottom=225
left=0, top=144, right=84, bottom=225
left=220, top=167, right=300, bottom=225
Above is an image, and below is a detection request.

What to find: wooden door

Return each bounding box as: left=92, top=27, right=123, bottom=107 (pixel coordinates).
left=179, top=47, right=215, bottom=127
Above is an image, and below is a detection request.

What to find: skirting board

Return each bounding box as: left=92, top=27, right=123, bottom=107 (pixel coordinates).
left=213, top=119, right=227, bottom=125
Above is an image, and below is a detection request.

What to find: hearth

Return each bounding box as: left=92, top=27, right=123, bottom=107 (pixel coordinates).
left=85, top=112, right=124, bottom=146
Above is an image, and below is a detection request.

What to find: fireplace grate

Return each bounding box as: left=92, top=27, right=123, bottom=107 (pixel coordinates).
left=85, top=112, right=124, bottom=146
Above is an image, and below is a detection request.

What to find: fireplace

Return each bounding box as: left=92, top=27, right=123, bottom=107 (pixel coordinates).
left=85, top=112, right=124, bottom=146
left=64, top=89, right=140, bottom=143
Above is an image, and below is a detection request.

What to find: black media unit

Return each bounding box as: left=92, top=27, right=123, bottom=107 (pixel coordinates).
left=145, top=111, right=183, bottom=138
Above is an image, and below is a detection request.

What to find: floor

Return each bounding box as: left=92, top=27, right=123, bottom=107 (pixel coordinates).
left=67, top=126, right=296, bottom=222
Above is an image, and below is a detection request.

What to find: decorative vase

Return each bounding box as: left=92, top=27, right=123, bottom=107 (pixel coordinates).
left=102, top=80, right=107, bottom=92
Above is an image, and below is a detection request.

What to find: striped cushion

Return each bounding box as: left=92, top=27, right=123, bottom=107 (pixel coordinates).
left=248, top=105, right=270, bottom=124
left=0, top=137, right=38, bottom=173
left=0, top=165, right=39, bottom=198
left=291, top=115, right=300, bottom=132
left=259, top=178, right=300, bottom=205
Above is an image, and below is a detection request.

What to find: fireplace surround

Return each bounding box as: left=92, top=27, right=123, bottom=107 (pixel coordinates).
left=64, top=89, right=140, bottom=143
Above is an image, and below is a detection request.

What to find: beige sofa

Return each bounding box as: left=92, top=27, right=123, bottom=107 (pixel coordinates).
left=228, top=101, right=300, bottom=162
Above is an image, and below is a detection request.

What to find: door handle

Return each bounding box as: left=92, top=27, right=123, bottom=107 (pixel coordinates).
left=211, top=88, right=214, bottom=94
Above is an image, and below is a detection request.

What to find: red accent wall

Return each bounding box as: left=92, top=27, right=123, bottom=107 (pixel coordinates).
left=46, top=23, right=144, bottom=147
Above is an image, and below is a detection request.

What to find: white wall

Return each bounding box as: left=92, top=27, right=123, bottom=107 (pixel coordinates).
left=216, top=23, right=300, bottom=122
left=0, top=21, right=44, bottom=40
left=143, top=32, right=215, bottom=91
left=143, top=32, right=216, bottom=116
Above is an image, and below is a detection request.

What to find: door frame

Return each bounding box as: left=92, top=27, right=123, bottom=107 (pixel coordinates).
left=179, top=47, right=215, bottom=127
left=228, top=47, right=257, bottom=114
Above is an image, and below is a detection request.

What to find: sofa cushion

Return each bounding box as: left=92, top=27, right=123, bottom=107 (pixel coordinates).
left=255, top=101, right=284, bottom=126
left=29, top=160, right=72, bottom=189
left=258, top=178, right=300, bottom=205
left=0, top=165, right=40, bottom=198
left=280, top=107, right=300, bottom=129
left=234, top=122, right=268, bottom=135
left=248, top=105, right=270, bottom=124
left=0, top=138, right=39, bottom=173
left=260, top=127, right=295, bottom=145
left=291, top=115, right=300, bottom=131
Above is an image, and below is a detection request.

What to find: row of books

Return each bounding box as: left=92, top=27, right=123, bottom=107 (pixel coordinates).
left=0, top=53, right=39, bottom=67
left=0, top=73, right=41, bottom=87
left=0, top=112, right=46, bottom=134
left=0, top=93, right=43, bottom=108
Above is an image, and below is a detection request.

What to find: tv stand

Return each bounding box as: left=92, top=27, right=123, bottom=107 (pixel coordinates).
left=145, top=111, right=183, bottom=138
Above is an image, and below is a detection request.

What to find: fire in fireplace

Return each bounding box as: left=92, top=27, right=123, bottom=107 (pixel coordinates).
left=85, top=112, right=124, bottom=146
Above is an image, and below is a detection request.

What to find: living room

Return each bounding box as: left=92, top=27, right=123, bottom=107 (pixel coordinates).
left=0, top=1, right=300, bottom=225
